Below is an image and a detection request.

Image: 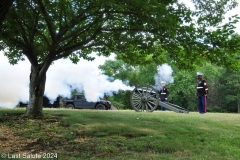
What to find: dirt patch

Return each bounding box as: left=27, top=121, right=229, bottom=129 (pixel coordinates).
left=0, top=114, right=66, bottom=155
left=0, top=113, right=106, bottom=159
left=0, top=125, right=43, bottom=154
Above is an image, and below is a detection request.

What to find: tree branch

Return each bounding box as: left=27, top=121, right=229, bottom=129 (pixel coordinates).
left=37, top=32, right=51, bottom=48
left=25, top=1, right=40, bottom=44
left=11, top=11, right=29, bottom=44
left=0, top=0, right=14, bottom=26
left=54, top=27, right=101, bottom=60
left=57, top=10, right=89, bottom=41
left=37, top=0, right=57, bottom=44
left=39, top=52, right=54, bottom=80
left=101, top=28, right=153, bottom=32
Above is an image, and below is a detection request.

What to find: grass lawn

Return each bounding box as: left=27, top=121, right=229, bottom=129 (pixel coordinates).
left=0, top=108, right=240, bottom=160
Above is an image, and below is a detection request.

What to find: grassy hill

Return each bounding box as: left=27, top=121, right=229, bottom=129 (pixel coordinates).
left=0, top=108, right=240, bottom=160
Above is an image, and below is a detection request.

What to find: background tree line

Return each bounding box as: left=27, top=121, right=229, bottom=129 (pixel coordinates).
left=99, top=59, right=240, bottom=113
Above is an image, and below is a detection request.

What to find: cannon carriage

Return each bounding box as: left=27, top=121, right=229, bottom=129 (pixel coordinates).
left=130, top=85, right=189, bottom=113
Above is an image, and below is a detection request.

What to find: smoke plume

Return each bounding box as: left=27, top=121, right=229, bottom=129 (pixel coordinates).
left=0, top=52, right=133, bottom=108
left=0, top=54, right=29, bottom=108
left=154, top=63, right=174, bottom=90
left=45, top=58, right=133, bottom=102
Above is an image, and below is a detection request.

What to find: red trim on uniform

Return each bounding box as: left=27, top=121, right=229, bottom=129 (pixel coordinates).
left=204, top=96, right=207, bottom=113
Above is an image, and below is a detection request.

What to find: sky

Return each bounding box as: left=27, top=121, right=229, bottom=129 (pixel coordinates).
left=0, top=1, right=239, bottom=108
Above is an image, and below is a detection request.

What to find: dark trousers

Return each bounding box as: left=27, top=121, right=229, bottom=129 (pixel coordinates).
left=198, top=96, right=207, bottom=113
left=160, top=99, right=167, bottom=111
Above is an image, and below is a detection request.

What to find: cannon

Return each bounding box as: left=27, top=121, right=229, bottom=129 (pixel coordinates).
left=130, top=85, right=189, bottom=113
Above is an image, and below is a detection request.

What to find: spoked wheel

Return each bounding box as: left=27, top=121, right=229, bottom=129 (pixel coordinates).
left=130, top=85, right=159, bottom=112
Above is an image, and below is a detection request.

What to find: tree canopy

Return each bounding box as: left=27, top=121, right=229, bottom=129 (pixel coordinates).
left=0, top=0, right=14, bottom=26
left=0, top=0, right=240, bottom=116
left=1, top=0, right=240, bottom=68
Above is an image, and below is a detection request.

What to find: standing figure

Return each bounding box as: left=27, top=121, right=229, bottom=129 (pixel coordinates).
left=159, top=81, right=169, bottom=111
left=196, top=72, right=208, bottom=114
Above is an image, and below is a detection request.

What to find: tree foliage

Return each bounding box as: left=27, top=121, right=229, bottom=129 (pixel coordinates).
left=218, top=69, right=240, bottom=112
left=99, top=59, right=135, bottom=83
left=1, top=0, right=240, bottom=67
left=168, top=69, right=196, bottom=110
left=0, top=0, right=14, bottom=26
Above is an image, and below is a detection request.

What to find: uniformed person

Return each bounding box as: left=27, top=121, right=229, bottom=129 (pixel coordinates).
left=159, top=81, right=169, bottom=111
left=196, top=72, right=208, bottom=114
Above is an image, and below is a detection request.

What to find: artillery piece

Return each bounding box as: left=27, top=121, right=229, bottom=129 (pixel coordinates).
left=130, top=85, right=189, bottom=113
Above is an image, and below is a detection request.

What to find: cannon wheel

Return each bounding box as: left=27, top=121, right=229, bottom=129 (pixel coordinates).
left=130, top=85, right=159, bottom=112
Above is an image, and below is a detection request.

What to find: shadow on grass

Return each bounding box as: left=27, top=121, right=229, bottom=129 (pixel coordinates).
left=1, top=109, right=240, bottom=160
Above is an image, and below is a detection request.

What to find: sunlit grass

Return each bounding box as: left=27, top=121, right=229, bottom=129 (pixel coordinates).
left=0, top=108, right=240, bottom=160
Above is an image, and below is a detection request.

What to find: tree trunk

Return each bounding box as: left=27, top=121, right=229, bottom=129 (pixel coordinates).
left=26, top=65, right=46, bottom=117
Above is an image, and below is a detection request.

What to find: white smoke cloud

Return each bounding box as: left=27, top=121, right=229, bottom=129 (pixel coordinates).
left=154, top=63, right=174, bottom=90
left=45, top=58, right=133, bottom=102
left=0, top=52, right=133, bottom=108
left=0, top=54, right=30, bottom=108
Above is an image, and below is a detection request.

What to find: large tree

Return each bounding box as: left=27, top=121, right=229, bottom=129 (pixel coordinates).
left=0, top=0, right=239, bottom=116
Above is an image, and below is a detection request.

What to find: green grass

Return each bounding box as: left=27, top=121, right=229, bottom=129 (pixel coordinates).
left=0, top=108, right=240, bottom=160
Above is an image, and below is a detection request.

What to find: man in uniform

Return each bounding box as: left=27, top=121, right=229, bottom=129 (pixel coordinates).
left=159, top=81, right=169, bottom=111
left=196, top=72, right=208, bottom=114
